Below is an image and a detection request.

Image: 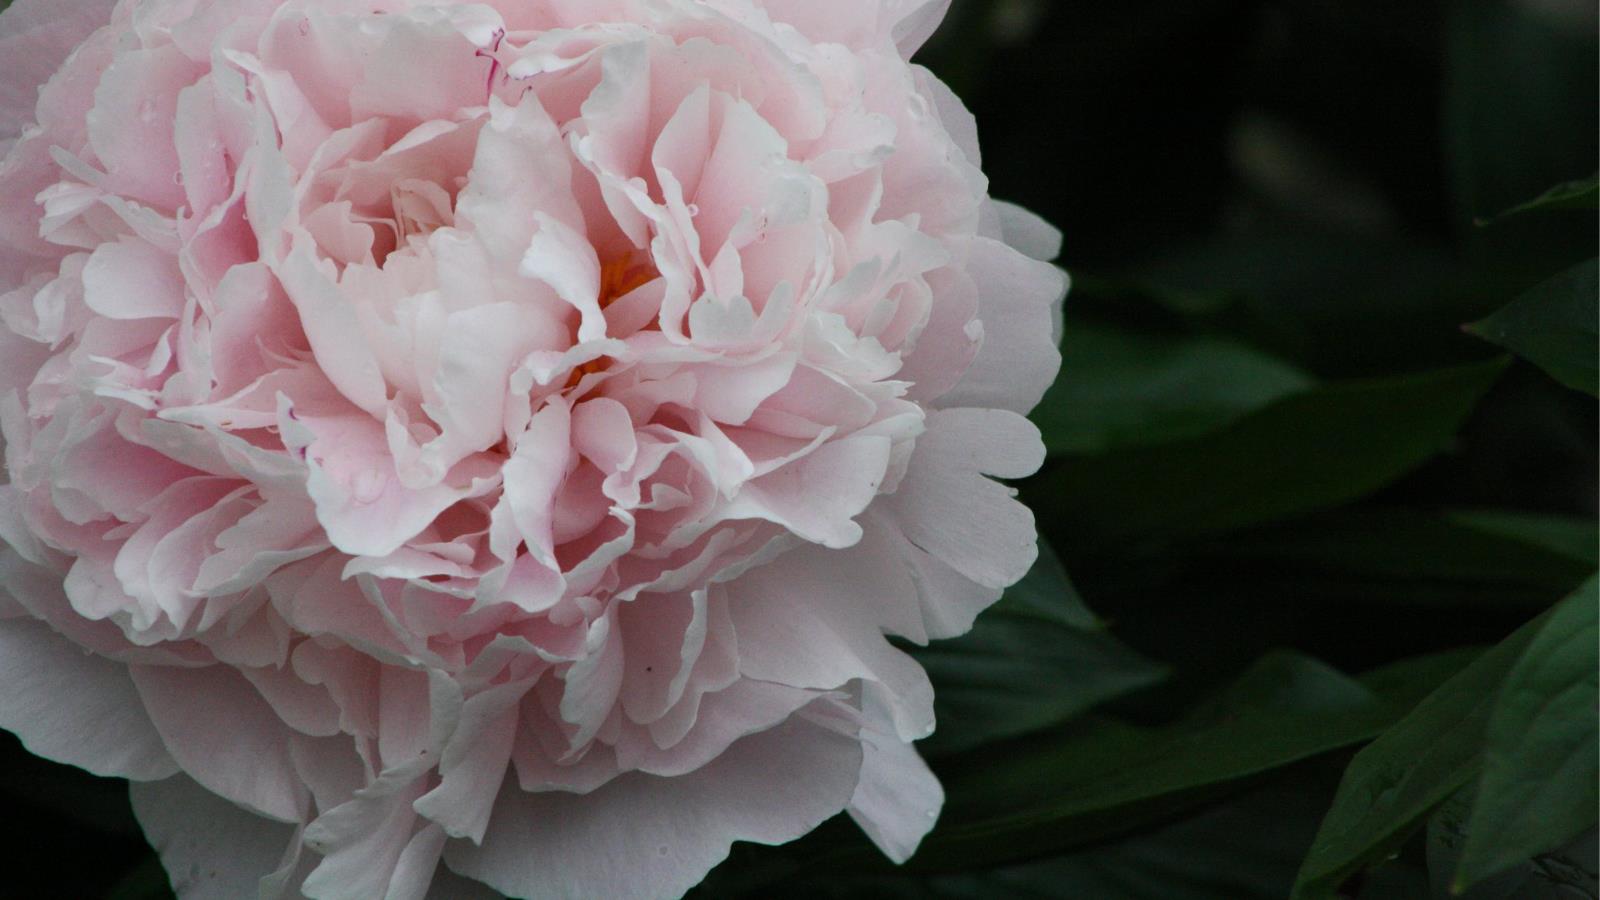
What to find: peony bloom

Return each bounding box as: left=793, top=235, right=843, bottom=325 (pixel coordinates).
left=0, top=0, right=1065, bottom=896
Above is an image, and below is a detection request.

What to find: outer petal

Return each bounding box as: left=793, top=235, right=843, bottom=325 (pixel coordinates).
left=936, top=236, right=1067, bottom=414
left=755, top=0, right=953, bottom=57
left=728, top=541, right=936, bottom=741
left=130, top=663, right=310, bottom=822
left=847, top=715, right=943, bottom=864
left=994, top=199, right=1064, bottom=262
left=0, top=0, right=117, bottom=144
left=413, top=681, right=526, bottom=844
left=881, top=407, right=1044, bottom=590
left=446, top=712, right=863, bottom=900
left=0, top=614, right=178, bottom=780
left=301, top=771, right=433, bottom=900
left=891, top=0, right=954, bottom=57
left=130, top=775, right=306, bottom=900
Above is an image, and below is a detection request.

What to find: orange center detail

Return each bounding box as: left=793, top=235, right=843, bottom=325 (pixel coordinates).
left=566, top=255, right=658, bottom=388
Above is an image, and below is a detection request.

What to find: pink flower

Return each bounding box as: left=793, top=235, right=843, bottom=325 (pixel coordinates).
left=0, top=0, right=1065, bottom=897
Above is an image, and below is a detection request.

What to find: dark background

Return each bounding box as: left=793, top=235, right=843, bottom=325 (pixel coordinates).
left=1, top=0, right=1595, bottom=897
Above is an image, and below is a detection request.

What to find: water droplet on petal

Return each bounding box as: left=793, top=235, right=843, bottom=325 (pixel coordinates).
left=685, top=203, right=700, bottom=218
left=172, top=171, right=184, bottom=186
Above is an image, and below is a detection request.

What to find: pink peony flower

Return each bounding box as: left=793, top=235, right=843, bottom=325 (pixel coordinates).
left=0, top=0, right=1065, bottom=897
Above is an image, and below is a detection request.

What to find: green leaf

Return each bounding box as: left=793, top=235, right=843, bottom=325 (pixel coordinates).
left=1480, top=174, right=1600, bottom=223
left=1445, top=0, right=1598, bottom=279
left=1429, top=791, right=1599, bottom=900
left=1125, top=228, right=1471, bottom=378
left=1036, top=359, right=1508, bottom=544
left=913, top=543, right=1167, bottom=756
left=1171, top=509, right=1597, bottom=609
left=1444, top=510, right=1600, bottom=568
left=1467, top=259, right=1599, bottom=396
left=899, top=650, right=1475, bottom=873
left=1291, top=600, right=1567, bottom=898
left=1455, top=576, right=1600, bottom=889
left=1031, top=324, right=1314, bottom=455
left=1445, top=0, right=1598, bottom=224
left=770, top=775, right=1339, bottom=900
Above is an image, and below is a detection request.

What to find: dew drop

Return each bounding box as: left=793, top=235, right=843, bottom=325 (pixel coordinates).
left=172, top=171, right=184, bottom=186
left=685, top=203, right=700, bottom=218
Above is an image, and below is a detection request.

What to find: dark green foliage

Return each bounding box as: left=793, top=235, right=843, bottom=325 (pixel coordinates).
left=1468, top=259, right=1599, bottom=396
left=911, top=544, right=1169, bottom=757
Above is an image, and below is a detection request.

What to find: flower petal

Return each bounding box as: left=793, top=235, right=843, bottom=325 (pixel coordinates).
left=130, top=774, right=306, bottom=900
left=938, top=237, right=1067, bottom=414
left=882, top=407, right=1044, bottom=590
left=446, top=710, right=863, bottom=900
left=0, top=612, right=178, bottom=780
left=130, top=662, right=309, bottom=822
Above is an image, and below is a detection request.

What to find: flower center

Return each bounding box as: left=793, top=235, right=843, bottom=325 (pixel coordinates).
left=565, top=253, right=659, bottom=387
left=599, top=254, right=657, bottom=310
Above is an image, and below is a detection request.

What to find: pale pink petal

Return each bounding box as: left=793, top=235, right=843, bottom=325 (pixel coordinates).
left=0, top=616, right=178, bottom=780
left=615, top=679, right=821, bottom=778
left=388, top=825, right=450, bottom=900
left=0, top=0, right=117, bottom=144
left=882, top=407, right=1044, bottom=589
left=723, top=434, right=892, bottom=548
left=302, top=769, right=433, bottom=900
left=521, top=213, right=605, bottom=342
left=446, top=712, right=864, bottom=900
left=413, top=681, right=525, bottom=843
left=87, top=43, right=202, bottom=209
left=937, top=237, right=1067, bottom=414
left=994, top=199, right=1064, bottom=262
left=131, top=663, right=309, bottom=822
left=82, top=236, right=186, bottom=321
left=847, top=719, right=943, bottom=863
left=502, top=400, right=573, bottom=568
left=729, top=541, right=936, bottom=741
left=274, top=242, right=390, bottom=417
left=130, top=775, right=306, bottom=900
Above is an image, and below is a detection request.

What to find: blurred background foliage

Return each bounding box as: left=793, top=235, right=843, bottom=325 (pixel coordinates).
left=2, top=0, right=1595, bottom=897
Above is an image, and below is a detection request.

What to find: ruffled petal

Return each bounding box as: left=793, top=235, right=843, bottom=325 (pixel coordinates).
left=882, top=407, right=1044, bottom=590
left=446, top=711, right=863, bottom=900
